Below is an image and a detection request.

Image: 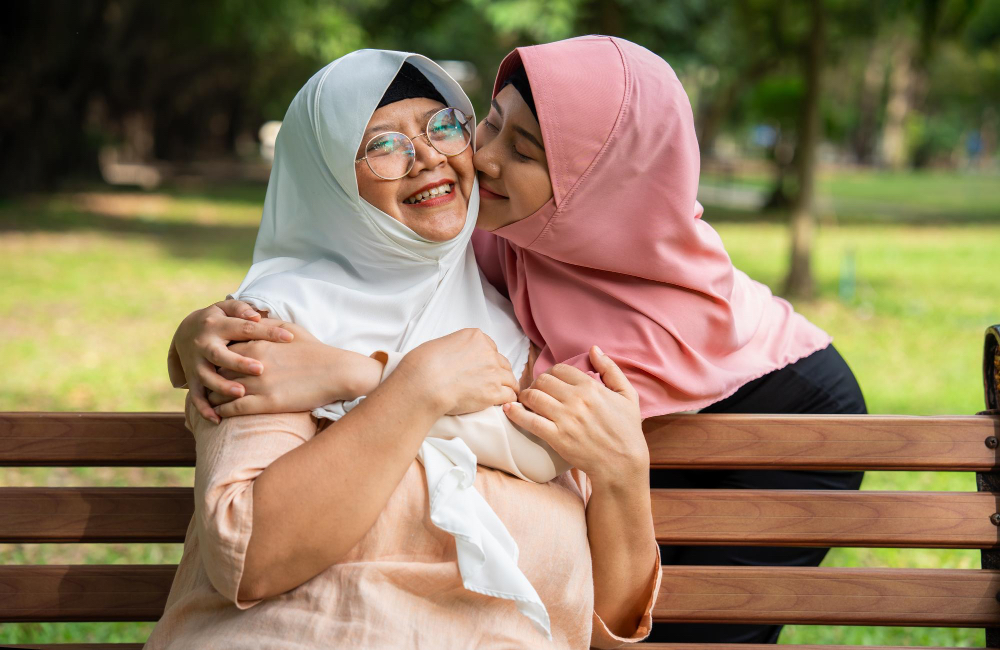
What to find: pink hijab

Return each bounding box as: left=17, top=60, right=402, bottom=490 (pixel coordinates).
left=472, top=36, right=831, bottom=418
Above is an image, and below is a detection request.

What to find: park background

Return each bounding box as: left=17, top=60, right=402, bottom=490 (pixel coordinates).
left=1, top=0, right=998, bottom=645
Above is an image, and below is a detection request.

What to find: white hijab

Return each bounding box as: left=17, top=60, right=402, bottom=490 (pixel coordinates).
left=230, top=50, right=550, bottom=637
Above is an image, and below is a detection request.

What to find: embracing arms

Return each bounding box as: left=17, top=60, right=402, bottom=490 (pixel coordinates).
left=183, top=319, right=518, bottom=604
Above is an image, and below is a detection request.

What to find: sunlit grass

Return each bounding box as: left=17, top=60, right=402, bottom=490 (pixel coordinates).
left=0, top=183, right=997, bottom=645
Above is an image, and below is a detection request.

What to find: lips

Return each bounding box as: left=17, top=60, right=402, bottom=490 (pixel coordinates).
left=478, top=184, right=507, bottom=200
left=404, top=180, right=455, bottom=205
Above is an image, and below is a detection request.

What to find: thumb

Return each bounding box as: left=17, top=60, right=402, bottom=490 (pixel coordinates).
left=589, top=346, right=636, bottom=400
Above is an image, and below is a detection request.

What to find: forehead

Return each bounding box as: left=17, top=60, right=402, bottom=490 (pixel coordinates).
left=364, top=97, right=447, bottom=136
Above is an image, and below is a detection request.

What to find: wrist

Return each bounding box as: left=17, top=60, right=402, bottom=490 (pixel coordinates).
left=323, top=348, right=383, bottom=402
left=588, top=457, right=650, bottom=496
left=395, top=354, right=451, bottom=416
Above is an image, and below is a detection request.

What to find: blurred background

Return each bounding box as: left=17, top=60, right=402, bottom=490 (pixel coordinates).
left=1, top=0, right=998, bottom=645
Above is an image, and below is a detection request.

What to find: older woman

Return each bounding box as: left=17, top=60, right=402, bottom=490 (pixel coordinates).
left=148, top=49, right=659, bottom=649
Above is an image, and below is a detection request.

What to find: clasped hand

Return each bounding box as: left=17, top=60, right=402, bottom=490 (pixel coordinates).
left=503, top=347, right=649, bottom=488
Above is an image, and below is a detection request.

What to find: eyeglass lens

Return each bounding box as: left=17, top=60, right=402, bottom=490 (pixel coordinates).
left=365, top=108, right=471, bottom=180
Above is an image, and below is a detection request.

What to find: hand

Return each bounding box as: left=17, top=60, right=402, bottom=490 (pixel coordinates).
left=397, top=328, right=519, bottom=416
left=208, top=321, right=385, bottom=418
left=170, top=299, right=294, bottom=423
left=503, top=346, right=648, bottom=488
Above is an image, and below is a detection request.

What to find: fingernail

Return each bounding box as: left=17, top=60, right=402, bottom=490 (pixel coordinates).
left=242, top=311, right=257, bottom=319
left=594, top=345, right=604, bottom=356
left=229, top=386, right=243, bottom=396
left=248, top=362, right=262, bottom=374
left=502, top=403, right=511, bottom=412
left=279, top=330, right=294, bottom=342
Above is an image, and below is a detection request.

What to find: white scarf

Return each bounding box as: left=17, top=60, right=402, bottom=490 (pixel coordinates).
left=230, top=49, right=549, bottom=637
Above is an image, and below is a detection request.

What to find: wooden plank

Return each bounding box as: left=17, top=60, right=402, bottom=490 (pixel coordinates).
left=2, top=412, right=998, bottom=471
left=654, top=566, right=1000, bottom=627
left=645, top=414, right=1000, bottom=471
left=0, top=645, right=144, bottom=649
left=0, top=565, right=175, bottom=622
left=653, top=489, right=1000, bottom=548
left=638, top=646, right=968, bottom=649
left=0, top=488, right=193, bottom=543
left=0, top=413, right=193, bottom=467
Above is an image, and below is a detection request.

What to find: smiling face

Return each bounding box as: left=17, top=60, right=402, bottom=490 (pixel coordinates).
left=355, top=97, right=475, bottom=242
left=473, top=85, right=554, bottom=232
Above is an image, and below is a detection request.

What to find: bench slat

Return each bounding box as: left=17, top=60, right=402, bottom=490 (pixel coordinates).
left=653, top=489, right=1000, bottom=549
left=0, top=488, right=193, bottom=543
left=3, top=565, right=997, bottom=627
left=0, top=413, right=192, bottom=467
left=638, top=646, right=971, bottom=649
left=0, top=566, right=173, bottom=622
left=654, top=566, right=1000, bottom=627
left=645, top=414, right=1000, bottom=471
left=3, top=488, right=996, bottom=550
left=0, top=646, right=145, bottom=649
left=3, top=413, right=999, bottom=471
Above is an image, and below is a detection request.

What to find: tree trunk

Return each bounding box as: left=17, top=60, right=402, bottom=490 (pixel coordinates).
left=852, top=40, right=888, bottom=165
left=783, top=0, right=825, bottom=300
left=881, top=34, right=913, bottom=170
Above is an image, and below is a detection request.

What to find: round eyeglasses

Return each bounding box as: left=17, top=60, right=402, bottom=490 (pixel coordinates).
left=355, top=107, right=473, bottom=180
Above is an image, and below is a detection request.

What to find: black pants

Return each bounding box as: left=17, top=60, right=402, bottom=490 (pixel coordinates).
left=646, top=344, right=866, bottom=644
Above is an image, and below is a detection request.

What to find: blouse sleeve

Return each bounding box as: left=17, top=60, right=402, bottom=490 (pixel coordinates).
left=567, top=470, right=663, bottom=649
left=184, top=394, right=318, bottom=609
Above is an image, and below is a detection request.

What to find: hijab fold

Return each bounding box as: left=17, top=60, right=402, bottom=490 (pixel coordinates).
left=474, top=36, right=831, bottom=417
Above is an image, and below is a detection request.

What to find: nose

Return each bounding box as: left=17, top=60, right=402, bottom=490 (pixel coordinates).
left=408, top=134, right=446, bottom=176
left=473, top=138, right=500, bottom=178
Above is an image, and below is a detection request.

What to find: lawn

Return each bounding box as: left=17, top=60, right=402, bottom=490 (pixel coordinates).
left=0, top=179, right=997, bottom=646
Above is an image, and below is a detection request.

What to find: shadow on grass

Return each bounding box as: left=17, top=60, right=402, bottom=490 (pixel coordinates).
left=0, top=195, right=259, bottom=265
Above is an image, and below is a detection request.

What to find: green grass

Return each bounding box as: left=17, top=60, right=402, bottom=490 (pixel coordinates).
left=702, top=167, right=1000, bottom=224
left=0, top=181, right=997, bottom=646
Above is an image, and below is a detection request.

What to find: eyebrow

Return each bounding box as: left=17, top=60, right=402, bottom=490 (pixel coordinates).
left=365, top=108, right=442, bottom=138
left=491, top=99, right=544, bottom=151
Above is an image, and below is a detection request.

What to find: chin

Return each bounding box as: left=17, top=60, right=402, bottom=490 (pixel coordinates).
left=411, top=208, right=468, bottom=242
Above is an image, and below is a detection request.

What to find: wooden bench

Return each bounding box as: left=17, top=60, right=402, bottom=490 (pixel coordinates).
left=2, top=325, right=1000, bottom=649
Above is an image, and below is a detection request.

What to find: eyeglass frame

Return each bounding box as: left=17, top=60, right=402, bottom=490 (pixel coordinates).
left=354, top=107, right=473, bottom=181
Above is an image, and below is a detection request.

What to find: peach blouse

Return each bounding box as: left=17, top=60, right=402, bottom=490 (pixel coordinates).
left=142, top=397, right=660, bottom=649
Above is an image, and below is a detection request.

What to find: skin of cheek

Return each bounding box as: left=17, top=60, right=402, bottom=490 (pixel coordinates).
left=354, top=98, right=475, bottom=242
left=472, top=88, right=554, bottom=232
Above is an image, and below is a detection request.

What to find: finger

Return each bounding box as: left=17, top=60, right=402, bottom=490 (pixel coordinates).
left=530, top=371, right=575, bottom=402
left=188, top=382, right=220, bottom=424
left=503, top=402, right=559, bottom=441
left=496, top=386, right=518, bottom=405
left=215, top=394, right=269, bottom=418
left=518, top=387, right=565, bottom=421
left=498, top=367, right=519, bottom=393
left=205, top=342, right=263, bottom=376
left=589, top=346, right=637, bottom=400
left=496, top=352, right=512, bottom=372
left=222, top=318, right=294, bottom=343
left=215, top=299, right=261, bottom=321
left=207, top=390, right=236, bottom=407
left=548, top=362, right=592, bottom=386
left=197, top=362, right=246, bottom=398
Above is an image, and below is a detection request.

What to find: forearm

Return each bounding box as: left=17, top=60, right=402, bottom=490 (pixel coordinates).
left=240, top=367, right=443, bottom=600
left=587, top=476, right=659, bottom=638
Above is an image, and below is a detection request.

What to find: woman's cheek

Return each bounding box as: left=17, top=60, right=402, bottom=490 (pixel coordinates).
left=454, top=150, right=475, bottom=200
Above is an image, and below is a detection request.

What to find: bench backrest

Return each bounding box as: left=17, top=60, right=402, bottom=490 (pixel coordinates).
left=2, top=325, right=999, bottom=648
